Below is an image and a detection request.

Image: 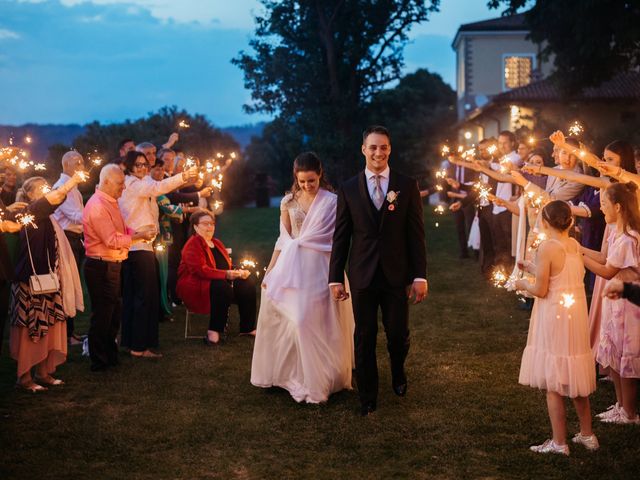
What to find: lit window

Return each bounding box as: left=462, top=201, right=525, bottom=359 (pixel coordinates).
left=504, top=56, right=532, bottom=89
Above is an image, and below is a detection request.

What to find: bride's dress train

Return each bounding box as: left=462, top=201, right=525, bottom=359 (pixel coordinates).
left=250, top=189, right=354, bottom=403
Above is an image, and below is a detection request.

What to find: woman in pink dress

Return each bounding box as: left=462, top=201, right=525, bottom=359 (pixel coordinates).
left=581, top=182, right=640, bottom=424
left=516, top=200, right=597, bottom=456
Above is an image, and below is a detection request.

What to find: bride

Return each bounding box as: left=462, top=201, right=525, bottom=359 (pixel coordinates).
left=250, top=152, right=354, bottom=403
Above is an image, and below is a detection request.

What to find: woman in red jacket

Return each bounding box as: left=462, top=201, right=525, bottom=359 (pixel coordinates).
left=177, top=210, right=256, bottom=345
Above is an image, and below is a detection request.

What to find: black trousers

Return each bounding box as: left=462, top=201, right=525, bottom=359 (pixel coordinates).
left=121, top=251, right=160, bottom=352
left=85, top=258, right=122, bottom=370
left=167, top=222, right=187, bottom=304
left=64, top=231, right=84, bottom=337
left=350, top=266, right=409, bottom=405
left=0, top=279, right=8, bottom=355
left=209, top=276, right=257, bottom=333
left=478, top=205, right=495, bottom=274
left=491, top=210, right=513, bottom=268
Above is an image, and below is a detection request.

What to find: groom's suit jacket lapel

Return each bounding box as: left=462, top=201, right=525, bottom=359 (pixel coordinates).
left=358, top=171, right=377, bottom=229
left=379, top=169, right=398, bottom=232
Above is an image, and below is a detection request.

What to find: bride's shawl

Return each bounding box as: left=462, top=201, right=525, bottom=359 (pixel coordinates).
left=264, top=188, right=336, bottom=302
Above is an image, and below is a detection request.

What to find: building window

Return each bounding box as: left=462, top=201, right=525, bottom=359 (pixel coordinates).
left=504, top=56, right=533, bottom=89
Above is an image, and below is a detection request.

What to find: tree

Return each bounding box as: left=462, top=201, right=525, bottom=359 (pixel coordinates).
left=364, top=68, right=455, bottom=176
left=488, top=0, right=640, bottom=90
left=73, top=106, right=239, bottom=162
left=234, top=0, right=440, bottom=181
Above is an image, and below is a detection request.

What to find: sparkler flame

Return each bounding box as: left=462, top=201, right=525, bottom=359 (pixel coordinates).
left=491, top=268, right=508, bottom=288
left=434, top=205, right=445, bottom=215
left=17, top=213, right=37, bottom=229
left=487, top=145, right=497, bottom=156
left=560, top=293, right=575, bottom=308
left=178, top=120, right=190, bottom=129
left=568, top=121, right=583, bottom=137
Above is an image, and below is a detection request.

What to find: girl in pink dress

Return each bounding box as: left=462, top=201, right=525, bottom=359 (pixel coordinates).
left=516, top=200, right=597, bottom=456
left=581, top=182, right=640, bottom=424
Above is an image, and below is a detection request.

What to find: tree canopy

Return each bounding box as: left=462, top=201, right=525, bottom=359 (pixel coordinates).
left=234, top=0, right=441, bottom=181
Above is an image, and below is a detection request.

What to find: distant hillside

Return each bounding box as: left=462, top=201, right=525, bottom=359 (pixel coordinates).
left=222, top=122, right=266, bottom=149
left=0, top=122, right=266, bottom=159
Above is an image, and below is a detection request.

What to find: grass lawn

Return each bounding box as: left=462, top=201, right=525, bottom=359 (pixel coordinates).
left=1, top=207, right=639, bottom=479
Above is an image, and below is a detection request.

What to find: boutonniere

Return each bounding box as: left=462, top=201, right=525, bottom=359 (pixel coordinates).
left=386, top=190, right=399, bottom=211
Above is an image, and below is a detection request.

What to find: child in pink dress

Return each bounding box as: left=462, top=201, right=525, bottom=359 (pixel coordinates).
left=581, top=182, right=640, bottom=424
left=516, top=200, right=597, bottom=456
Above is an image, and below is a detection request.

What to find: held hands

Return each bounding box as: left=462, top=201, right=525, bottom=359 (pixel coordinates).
left=445, top=178, right=460, bottom=190
left=0, top=220, right=22, bottom=233
left=226, top=269, right=251, bottom=281
left=330, top=284, right=350, bottom=301
left=5, top=201, right=28, bottom=212
left=133, top=225, right=157, bottom=243
left=407, top=280, right=428, bottom=304
left=602, top=279, right=624, bottom=299
left=449, top=201, right=462, bottom=212
left=595, top=161, right=623, bottom=178
left=521, top=164, right=542, bottom=176
left=198, top=186, right=213, bottom=199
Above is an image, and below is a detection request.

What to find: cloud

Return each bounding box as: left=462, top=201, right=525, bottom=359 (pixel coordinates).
left=0, top=28, right=21, bottom=40
left=56, top=0, right=260, bottom=28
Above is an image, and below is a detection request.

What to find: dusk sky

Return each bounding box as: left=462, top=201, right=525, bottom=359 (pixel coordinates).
left=0, top=0, right=499, bottom=127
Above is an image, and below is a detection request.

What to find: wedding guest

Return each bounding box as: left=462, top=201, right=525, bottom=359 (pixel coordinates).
left=448, top=161, right=478, bottom=259
left=0, top=200, right=21, bottom=355
left=1, top=165, right=18, bottom=205
left=491, top=131, right=521, bottom=267
left=516, top=200, right=597, bottom=455
left=136, top=142, right=157, bottom=168
left=118, top=151, right=197, bottom=358
left=118, top=138, right=136, bottom=158
left=83, top=165, right=155, bottom=371
left=157, top=148, right=176, bottom=176
left=581, top=182, right=640, bottom=425
left=9, top=173, right=86, bottom=392
left=177, top=210, right=257, bottom=345
left=150, top=159, right=185, bottom=318
left=521, top=148, right=552, bottom=190
left=52, top=151, right=86, bottom=346
left=517, top=138, right=532, bottom=163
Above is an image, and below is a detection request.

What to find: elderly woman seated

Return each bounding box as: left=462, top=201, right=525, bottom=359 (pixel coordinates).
left=177, top=210, right=257, bottom=345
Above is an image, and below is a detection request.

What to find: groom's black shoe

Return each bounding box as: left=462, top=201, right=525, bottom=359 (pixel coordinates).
left=360, top=402, right=376, bottom=417
left=392, top=382, right=407, bottom=397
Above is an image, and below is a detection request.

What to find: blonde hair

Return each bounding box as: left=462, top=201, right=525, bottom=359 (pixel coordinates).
left=16, top=176, right=46, bottom=203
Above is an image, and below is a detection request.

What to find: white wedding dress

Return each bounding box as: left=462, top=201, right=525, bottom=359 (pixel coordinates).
left=250, top=188, right=354, bottom=403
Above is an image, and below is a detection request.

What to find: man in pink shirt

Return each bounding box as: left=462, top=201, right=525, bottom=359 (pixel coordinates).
left=83, top=165, right=155, bottom=371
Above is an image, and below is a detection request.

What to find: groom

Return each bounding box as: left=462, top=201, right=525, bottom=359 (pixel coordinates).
left=329, top=125, right=428, bottom=416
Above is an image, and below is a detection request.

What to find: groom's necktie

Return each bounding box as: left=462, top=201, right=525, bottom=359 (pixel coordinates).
left=372, top=175, right=384, bottom=210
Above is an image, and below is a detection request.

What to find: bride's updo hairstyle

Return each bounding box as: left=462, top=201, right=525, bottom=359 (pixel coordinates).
left=289, top=151, right=334, bottom=194
left=541, top=200, right=573, bottom=232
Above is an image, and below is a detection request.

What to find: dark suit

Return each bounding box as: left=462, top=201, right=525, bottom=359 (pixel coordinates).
left=329, top=169, right=427, bottom=406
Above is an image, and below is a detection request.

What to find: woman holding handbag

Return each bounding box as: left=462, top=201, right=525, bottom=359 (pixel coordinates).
left=9, top=172, right=85, bottom=392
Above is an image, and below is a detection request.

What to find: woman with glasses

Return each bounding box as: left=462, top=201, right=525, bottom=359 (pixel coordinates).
left=118, top=150, right=197, bottom=358
left=177, top=210, right=257, bottom=345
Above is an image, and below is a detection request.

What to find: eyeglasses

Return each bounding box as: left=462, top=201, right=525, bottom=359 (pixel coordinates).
left=134, top=162, right=148, bottom=168
left=198, top=221, right=215, bottom=227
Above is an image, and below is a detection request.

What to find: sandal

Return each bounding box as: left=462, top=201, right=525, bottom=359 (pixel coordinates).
left=16, top=381, right=48, bottom=393
left=34, top=375, right=65, bottom=386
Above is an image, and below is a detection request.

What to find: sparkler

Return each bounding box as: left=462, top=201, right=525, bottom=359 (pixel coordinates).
left=24, top=135, right=32, bottom=144
left=434, top=205, right=445, bottom=215
left=491, top=268, right=508, bottom=288
left=40, top=185, right=51, bottom=194
left=178, top=120, right=190, bottom=129
left=529, top=231, right=547, bottom=250
left=487, top=145, right=497, bottom=156
left=155, top=243, right=166, bottom=252
left=435, top=168, right=447, bottom=180
left=560, top=293, right=575, bottom=308
left=457, top=146, right=464, bottom=154
left=568, top=121, right=583, bottom=137
left=16, top=213, right=37, bottom=229
left=441, top=145, right=450, bottom=156
left=435, top=185, right=443, bottom=192
left=528, top=136, right=536, bottom=145
left=239, top=258, right=261, bottom=278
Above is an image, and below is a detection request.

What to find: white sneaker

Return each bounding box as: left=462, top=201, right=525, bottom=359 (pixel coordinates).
left=571, top=433, right=600, bottom=451
left=601, top=409, right=640, bottom=425
left=596, top=403, right=620, bottom=419
left=530, top=439, right=570, bottom=456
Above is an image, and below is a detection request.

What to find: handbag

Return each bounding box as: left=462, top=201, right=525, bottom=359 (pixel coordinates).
left=24, top=225, right=60, bottom=295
